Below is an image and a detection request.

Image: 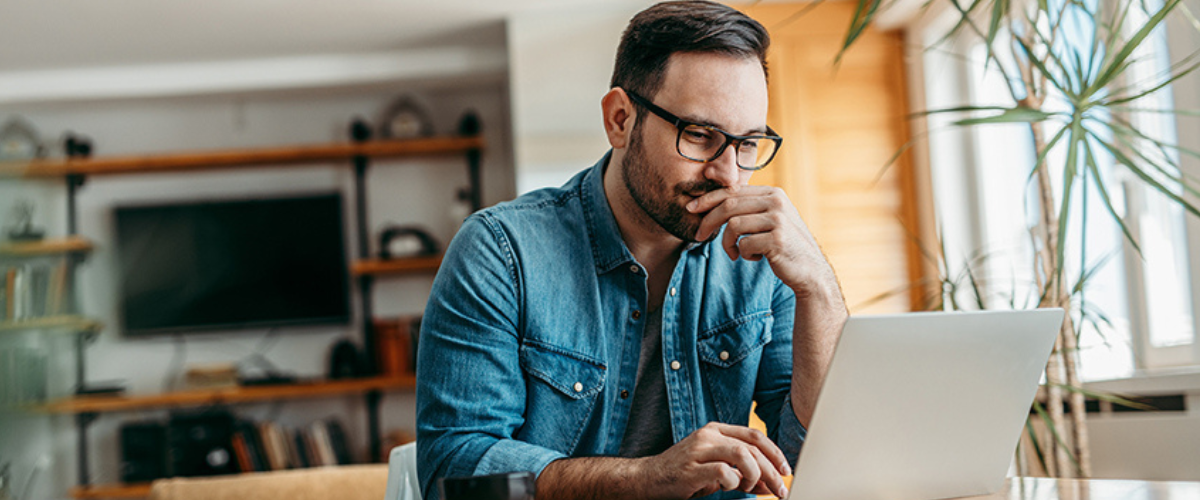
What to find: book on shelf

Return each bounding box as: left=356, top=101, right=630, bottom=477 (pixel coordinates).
left=325, top=419, right=352, bottom=465
left=291, top=429, right=311, bottom=468
left=231, top=432, right=254, bottom=473
left=223, top=417, right=355, bottom=472
left=374, top=315, right=422, bottom=376
left=233, top=420, right=268, bottom=472
left=258, top=421, right=287, bottom=471
left=285, top=427, right=306, bottom=469
left=1, top=260, right=72, bottom=323
left=308, top=420, right=337, bottom=466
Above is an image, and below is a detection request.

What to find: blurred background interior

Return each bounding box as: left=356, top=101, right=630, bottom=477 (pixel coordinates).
left=1, top=1, right=1197, bottom=499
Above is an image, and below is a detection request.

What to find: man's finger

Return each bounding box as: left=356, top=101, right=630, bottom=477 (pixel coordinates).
left=687, top=185, right=774, bottom=214
left=732, top=232, right=779, bottom=262
left=699, top=462, right=742, bottom=493
left=713, top=423, right=792, bottom=476
left=696, top=442, right=763, bottom=490
left=721, top=214, right=775, bottom=260
left=694, top=195, right=773, bottom=241
left=741, top=438, right=788, bottom=497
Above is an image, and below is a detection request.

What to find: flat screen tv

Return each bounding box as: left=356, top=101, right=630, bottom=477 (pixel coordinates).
left=115, top=193, right=351, bottom=336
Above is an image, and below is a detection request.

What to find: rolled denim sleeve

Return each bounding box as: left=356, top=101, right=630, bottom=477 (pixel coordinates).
left=416, top=214, right=563, bottom=500
left=752, top=280, right=807, bottom=467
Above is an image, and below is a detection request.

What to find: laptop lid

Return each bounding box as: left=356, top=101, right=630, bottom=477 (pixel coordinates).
left=787, top=309, right=1064, bottom=500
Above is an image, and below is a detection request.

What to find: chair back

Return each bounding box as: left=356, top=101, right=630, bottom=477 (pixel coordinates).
left=384, top=442, right=420, bottom=500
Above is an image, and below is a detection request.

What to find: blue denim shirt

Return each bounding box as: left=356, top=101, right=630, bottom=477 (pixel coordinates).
left=416, top=153, right=806, bottom=500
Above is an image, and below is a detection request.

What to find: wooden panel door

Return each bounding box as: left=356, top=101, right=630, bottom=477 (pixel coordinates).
left=738, top=1, right=930, bottom=314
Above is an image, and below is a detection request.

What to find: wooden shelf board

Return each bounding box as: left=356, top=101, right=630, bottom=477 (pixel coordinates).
left=351, top=255, right=443, bottom=276
left=0, top=236, right=93, bottom=256
left=5, top=135, right=485, bottom=178
left=0, top=315, right=102, bottom=334
left=42, top=375, right=416, bottom=414
left=69, top=483, right=151, bottom=499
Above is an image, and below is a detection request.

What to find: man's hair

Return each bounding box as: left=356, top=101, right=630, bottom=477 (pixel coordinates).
left=610, top=0, right=770, bottom=104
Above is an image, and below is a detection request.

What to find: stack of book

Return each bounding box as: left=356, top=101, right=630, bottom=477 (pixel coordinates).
left=1, top=261, right=71, bottom=321
left=230, top=419, right=353, bottom=472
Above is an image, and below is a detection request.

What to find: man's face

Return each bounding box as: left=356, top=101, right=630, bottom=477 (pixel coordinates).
left=621, top=52, right=769, bottom=243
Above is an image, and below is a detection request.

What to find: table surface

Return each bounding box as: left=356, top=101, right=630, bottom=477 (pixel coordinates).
left=963, top=477, right=1200, bottom=500
left=761, top=477, right=1200, bottom=499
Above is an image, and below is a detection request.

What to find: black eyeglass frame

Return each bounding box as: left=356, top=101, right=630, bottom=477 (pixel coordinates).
left=624, top=89, right=783, bottom=171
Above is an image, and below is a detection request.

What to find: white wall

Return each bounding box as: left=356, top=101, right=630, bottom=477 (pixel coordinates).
left=506, top=1, right=653, bottom=194
left=1085, top=372, right=1200, bottom=481
left=1, top=61, right=513, bottom=500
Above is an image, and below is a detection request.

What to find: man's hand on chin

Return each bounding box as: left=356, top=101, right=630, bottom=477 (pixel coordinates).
left=688, top=185, right=840, bottom=298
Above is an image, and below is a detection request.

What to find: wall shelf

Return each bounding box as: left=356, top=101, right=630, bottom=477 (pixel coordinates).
left=1, top=136, right=484, bottom=178
left=21, top=119, right=483, bottom=496
left=42, top=375, right=416, bottom=414
left=0, top=236, right=94, bottom=257
left=0, top=315, right=102, bottom=334
left=351, top=255, right=442, bottom=277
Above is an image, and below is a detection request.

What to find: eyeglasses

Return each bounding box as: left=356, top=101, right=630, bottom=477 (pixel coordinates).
left=625, top=89, right=782, bottom=171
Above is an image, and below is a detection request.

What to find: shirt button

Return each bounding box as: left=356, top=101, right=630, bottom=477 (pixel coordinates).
left=629, top=264, right=639, bottom=274
left=573, top=382, right=584, bottom=393
left=632, top=310, right=641, bottom=320
left=719, top=351, right=730, bottom=361
left=669, top=287, right=677, bottom=296
left=670, top=360, right=681, bottom=371
left=620, top=390, right=630, bottom=399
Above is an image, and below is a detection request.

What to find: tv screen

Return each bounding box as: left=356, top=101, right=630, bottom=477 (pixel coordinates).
left=115, top=193, right=351, bottom=336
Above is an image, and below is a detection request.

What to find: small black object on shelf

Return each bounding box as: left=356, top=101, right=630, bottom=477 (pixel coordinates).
left=75, top=381, right=127, bottom=397
left=238, top=374, right=298, bottom=386
left=329, top=339, right=365, bottom=379
left=350, top=117, right=373, bottom=143
left=458, top=111, right=482, bottom=136
left=63, top=132, right=93, bottom=158
left=120, top=421, right=169, bottom=483
left=168, top=410, right=238, bottom=477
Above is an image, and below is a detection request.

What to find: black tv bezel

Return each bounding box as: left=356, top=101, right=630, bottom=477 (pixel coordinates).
left=113, top=192, right=353, bottom=337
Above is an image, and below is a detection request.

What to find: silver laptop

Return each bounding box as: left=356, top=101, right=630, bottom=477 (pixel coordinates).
left=786, top=308, right=1064, bottom=500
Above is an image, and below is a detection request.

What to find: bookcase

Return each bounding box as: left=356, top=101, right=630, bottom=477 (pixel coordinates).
left=1, top=127, right=484, bottom=498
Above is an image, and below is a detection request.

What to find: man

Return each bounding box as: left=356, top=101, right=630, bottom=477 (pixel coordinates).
left=416, top=2, right=847, bottom=499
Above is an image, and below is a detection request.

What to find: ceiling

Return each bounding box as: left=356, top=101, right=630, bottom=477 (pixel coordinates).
left=0, top=0, right=651, bottom=73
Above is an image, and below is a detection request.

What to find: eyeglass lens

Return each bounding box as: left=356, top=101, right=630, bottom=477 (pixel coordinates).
left=678, top=124, right=778, bottom=170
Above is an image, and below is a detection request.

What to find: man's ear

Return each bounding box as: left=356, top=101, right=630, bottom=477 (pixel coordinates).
left=600, top=88, right=637, bottom=150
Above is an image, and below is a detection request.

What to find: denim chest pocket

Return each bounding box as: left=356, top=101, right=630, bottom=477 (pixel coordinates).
left=698, top=312, right=774, bottom=367
left=518, top=340, right=606, bottom=453
left=698, top=311, right=774, bottom=424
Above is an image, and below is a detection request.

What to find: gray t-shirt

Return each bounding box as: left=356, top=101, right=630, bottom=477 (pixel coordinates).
left=618, top=307, right=674, bottom=457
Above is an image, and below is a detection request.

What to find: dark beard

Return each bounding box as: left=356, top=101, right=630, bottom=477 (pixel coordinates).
left=622, top=126, right=725, bottom=243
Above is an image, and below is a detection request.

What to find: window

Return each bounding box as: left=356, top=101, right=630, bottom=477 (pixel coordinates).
left=910, top=0, right=1199, bottom=381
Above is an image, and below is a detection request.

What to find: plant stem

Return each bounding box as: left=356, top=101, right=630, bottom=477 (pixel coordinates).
left=1028, top=116, right=1071, bottom=478
left=1062, top=314, right=1092, bottom=477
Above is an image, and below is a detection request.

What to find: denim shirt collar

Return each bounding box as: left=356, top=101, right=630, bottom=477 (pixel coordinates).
left=580, top=151, right=709, bottom=275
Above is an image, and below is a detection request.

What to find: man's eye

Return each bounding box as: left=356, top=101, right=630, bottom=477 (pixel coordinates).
left=683, top=128, right=712, bottom=143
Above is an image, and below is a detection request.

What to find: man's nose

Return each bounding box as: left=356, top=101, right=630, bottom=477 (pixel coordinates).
left=703, top=144, right=741, bottom=187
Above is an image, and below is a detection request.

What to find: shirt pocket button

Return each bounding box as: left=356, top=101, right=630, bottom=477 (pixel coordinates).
left=573, top=382, right=584, bottom=393
left=719, top=351, right=730, bottom=361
